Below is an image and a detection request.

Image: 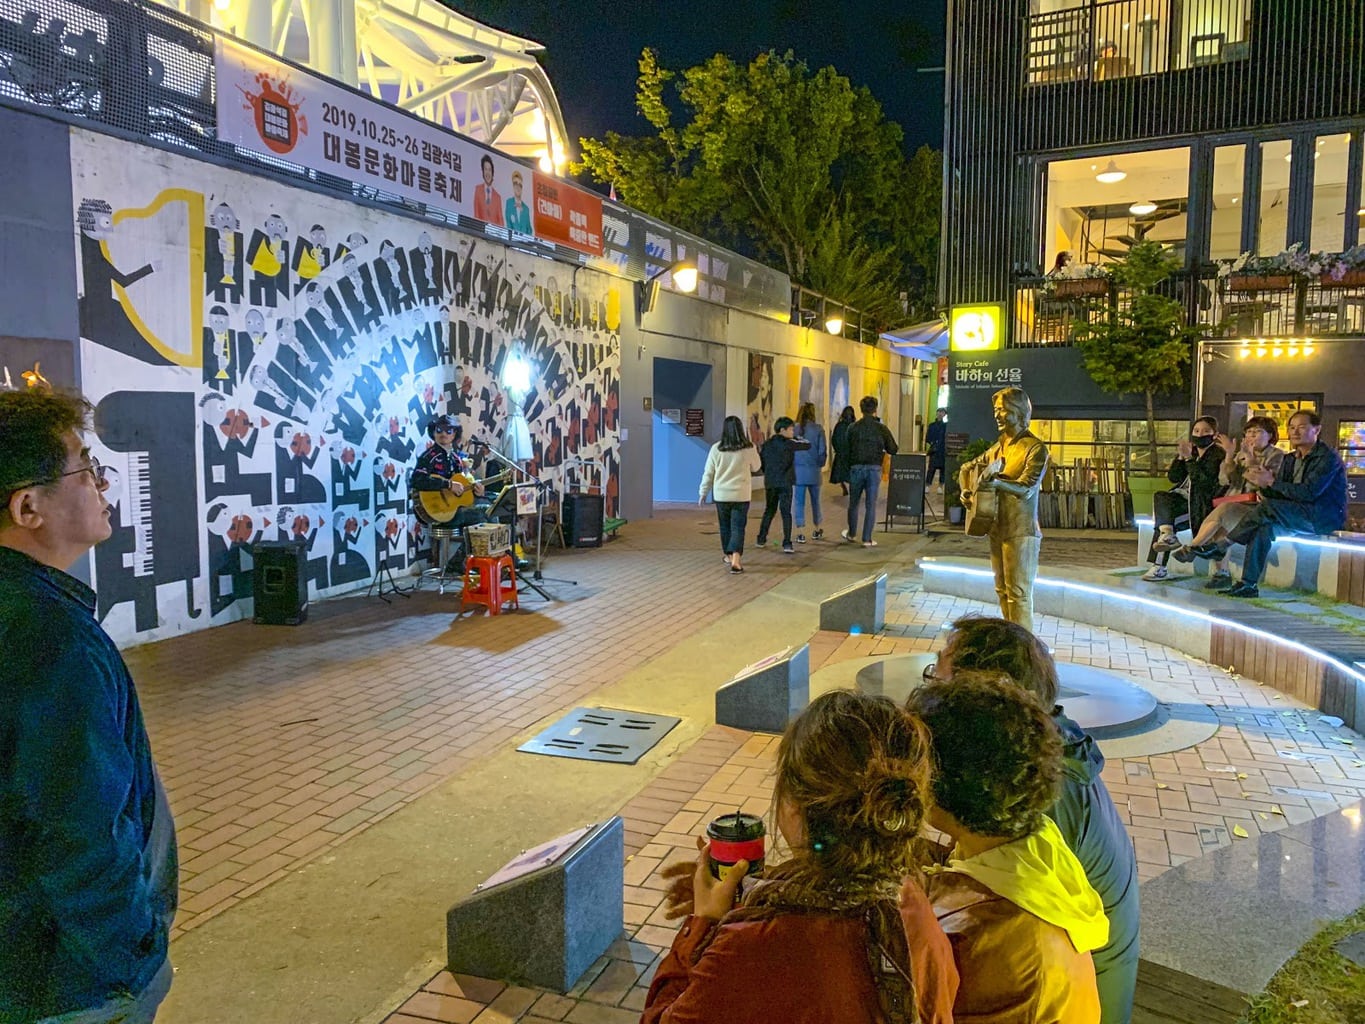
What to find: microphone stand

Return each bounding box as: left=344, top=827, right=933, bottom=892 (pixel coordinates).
left=474, top=439, right=577, bottom=599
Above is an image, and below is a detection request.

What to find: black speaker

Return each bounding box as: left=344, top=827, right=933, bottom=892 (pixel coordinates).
left=561, top=492, right=604, bottom=548
left=252, top=541, right=309, bottom=625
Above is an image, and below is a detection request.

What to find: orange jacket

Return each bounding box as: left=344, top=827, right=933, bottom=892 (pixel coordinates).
left=642, top=879, right=958, bottom=1024
left=927, top=871, right=1100, bottom=1024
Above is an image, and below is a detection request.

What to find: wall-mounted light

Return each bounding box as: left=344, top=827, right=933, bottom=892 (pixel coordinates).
left=636, top=259, right=699, bottom=316
left=1096, top=160, right=1127, bottom=184
left=1129, top=200, right=1157, bottom=216
left=824, top=316, right=844, bottom=335
left=213, top=0, right=230, bottom=9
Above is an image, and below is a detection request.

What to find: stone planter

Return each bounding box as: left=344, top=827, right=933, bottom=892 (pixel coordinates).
left=1053, top=278, right=1111, bottom=298
left=1126, top=474, right=1169, bottom=518
left=1226, top=273, right=1296, bottom=291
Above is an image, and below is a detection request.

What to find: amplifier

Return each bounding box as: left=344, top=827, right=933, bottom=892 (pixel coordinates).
left=252, top=541, right=308, bottom=625
left=561, top=492, right=604, bottom=548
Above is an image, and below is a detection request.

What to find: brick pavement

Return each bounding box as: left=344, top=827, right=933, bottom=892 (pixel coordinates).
left=373, top=580, right=1365, bottom=1023
left=130, top=511, right=807, bottom=936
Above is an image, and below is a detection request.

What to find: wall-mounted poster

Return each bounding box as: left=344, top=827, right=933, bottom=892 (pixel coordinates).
left=796, top=365, right=825, bottom=419
left=746, top=352, right=774, bottom=450
left=829, top=363, right=850, bottom=426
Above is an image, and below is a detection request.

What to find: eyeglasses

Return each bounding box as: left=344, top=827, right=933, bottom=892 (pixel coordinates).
left=922, top=662, right=943, bottom=684
left=10, top=456, right=108, bottom=492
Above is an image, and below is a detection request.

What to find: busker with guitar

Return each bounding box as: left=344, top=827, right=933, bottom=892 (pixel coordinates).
left=958, top=387, right=1050, bottom=632
left=411, top=414, right=493, bottom=561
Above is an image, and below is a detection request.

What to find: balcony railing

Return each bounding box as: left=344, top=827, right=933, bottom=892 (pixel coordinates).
left=1012, top=266, right=1365, bottom=348
left=1026, top=0, right=1252, bottom=85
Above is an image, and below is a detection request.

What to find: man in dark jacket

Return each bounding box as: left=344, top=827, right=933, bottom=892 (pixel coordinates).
left=0, top=389, right=178, bottom=1021
left=1224, top=409, right=1348, bottom=597
left=756, top=417, right=810, bottom=553
left=843, top=396, right=899, bottom=546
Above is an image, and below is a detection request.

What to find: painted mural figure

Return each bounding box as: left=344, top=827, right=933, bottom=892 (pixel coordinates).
left=205, top=201, right=244, bottom=304
left=330, top=510, right=371, bottom=585
left=77, top=198, right=171, bottom=366
left=337, top=253, right=383, bottom=334
left=411, top=231, right=443, bottom=305
left=292, top=223, right=331, bottom=289
left=200, top=394, right=272, bottom=506
left=206, top=504, right=259, bottom=616
left=958, top=387, right=1051, bottom=633
left=283, top=507, right=329, bottom=593
left=274, top=423, right=326, bottom=505
left=246, top=213, right=290, bottom=307
left=375, top=239, right=416, bottom=314
left=331, top=445, right=370, bottom=511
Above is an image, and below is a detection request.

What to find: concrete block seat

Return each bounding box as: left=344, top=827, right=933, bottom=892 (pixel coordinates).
left=1136, top=518, right=1365, bottom=606
left=918, top=556, right=1365, bottom=730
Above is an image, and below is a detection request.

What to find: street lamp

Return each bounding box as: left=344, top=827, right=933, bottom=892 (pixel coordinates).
left=637, top=259, right=699, bottom=315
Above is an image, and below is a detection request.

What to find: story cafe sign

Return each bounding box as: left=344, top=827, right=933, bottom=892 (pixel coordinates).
left=214, top=37, right=603, bottom=257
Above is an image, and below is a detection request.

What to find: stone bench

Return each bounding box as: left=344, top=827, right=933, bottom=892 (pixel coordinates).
left=919, top=556, right=1365, bottom=730
left=1136, top=517, right=1365, bottom=606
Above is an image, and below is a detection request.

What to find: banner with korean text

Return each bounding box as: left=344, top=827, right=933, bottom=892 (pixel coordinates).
left=213, top=38, right=605, bottom=257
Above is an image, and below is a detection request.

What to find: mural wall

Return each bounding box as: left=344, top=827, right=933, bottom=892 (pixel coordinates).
left=71, top=130, right=623, bottom=645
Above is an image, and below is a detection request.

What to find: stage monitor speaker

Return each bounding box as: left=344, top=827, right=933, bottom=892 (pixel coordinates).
left=561, top=492, right=604, bottom=548
left=252, top=541, right=308, bottom=625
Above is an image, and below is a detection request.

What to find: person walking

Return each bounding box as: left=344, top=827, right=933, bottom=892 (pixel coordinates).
left=756, top=417, right=811, bottom=553
left=699, top=415, right=763, bottom=574
left=842, top=396, right=898, bottom=548
left=1, top=388, right=179, bottom=1022
left=829, top=405, right=855, bottom=496
left=792, top=402, right=827, bottom=543
left=925, top=408, right=948, bottom=493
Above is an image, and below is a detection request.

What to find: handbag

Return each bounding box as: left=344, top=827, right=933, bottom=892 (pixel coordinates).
left=1212, top=491, right=1259, bottom=507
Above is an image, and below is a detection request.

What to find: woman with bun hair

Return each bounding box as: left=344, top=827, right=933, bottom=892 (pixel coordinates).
left=643, top=690, right=958, bottom=1024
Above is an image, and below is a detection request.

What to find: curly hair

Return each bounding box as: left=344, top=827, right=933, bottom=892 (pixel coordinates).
left=909, top=670, right=1062, bottom=840
left=715, top=690, right=933, bottom=1023
left=0, top=389, right=90, bottom=516
left=939, top=615, right=1060, bottom=707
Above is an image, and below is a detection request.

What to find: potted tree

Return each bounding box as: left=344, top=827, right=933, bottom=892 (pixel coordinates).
left=1070, top=241, right=1203, bottom=515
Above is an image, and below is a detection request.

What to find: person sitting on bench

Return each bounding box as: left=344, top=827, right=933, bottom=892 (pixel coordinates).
left=1218, top=410, right=1348, bottom=598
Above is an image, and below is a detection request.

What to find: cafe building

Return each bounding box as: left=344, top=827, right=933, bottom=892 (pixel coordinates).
left=940, top=0, right=1365, bottom=493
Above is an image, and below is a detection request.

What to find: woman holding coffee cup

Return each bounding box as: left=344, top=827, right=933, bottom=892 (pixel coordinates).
left=641, top=690, right=958, bottom=1024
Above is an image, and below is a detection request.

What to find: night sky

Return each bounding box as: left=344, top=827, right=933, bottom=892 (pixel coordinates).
left=470, top=1, right=947, bottom=159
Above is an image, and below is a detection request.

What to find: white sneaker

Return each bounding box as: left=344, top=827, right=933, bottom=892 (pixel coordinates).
left=1152, top=532, right=1181, bottom=552
left=840, top=529, right=853, bottom=542
left=863, top=540, right=878, bottom=548
left=1142, top=565, right=1169, bottom=581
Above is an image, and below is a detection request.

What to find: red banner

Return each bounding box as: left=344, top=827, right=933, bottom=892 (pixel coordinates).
left=532, top=173, right=604, bottom=256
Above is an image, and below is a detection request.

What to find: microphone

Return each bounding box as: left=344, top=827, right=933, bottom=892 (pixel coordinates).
left=468, top=438, right=490, bottom=448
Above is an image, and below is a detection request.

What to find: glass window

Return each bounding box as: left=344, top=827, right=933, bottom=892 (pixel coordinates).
left=1256, top=140, right=1292, bottom=255
left=1310, top=133, right=1353, bottom=252
left=1043, top=147, right=1190, bottom=269
left=1029, top=418, right=1186, bottom=475
left=1339, top=421, right=1365, bottom=474
left=1177, top=0, right=1253, bottom=69
left=1210, top=145, right=1246, bottom=259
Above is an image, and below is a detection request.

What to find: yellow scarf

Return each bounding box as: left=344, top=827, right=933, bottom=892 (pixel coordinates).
left=931, top=817, right=1109, bottom=953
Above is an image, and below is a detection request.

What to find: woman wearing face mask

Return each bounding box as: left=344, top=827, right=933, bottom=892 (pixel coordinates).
left=1172, top=416, right=1286, bottom=588
left=1143, top=416, right=1225, bottom=581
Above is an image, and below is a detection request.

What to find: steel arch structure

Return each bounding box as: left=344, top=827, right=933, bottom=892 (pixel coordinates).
left=161, top=0, right=570, bottom=170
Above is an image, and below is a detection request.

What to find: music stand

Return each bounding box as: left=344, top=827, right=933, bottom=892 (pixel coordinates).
left=475, top=440, right=577, bottom=597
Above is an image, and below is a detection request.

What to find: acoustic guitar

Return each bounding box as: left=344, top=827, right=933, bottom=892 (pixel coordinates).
left=415, top=471, right=510, bottom=525
left=961, top=460, right=1000, bottom=538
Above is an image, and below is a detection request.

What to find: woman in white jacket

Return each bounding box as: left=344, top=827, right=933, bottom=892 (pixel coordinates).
left=700, top=415, right=763, bottom=574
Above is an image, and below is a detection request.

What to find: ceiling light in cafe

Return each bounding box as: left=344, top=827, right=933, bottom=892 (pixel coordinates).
left=1129, top=201, right=1158, bottom=216
left=1096, top=160, right=1127, bottom=184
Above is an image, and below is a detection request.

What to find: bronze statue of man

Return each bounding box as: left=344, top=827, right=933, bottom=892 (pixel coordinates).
left=959, top=387, right=1050, bottom=632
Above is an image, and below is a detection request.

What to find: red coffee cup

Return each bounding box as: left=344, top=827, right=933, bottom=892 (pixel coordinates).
left=707, top=812, right=766, bottom=881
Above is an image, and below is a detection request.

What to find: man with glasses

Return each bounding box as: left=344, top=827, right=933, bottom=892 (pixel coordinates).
left=0, top=388, right=178, bottom=1022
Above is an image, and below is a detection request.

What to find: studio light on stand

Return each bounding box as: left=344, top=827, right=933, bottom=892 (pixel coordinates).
left=636, top=259, right=699, bottom=316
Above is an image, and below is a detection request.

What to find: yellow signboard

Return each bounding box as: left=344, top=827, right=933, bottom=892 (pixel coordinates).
left=949, top=304, right=1004, bottom=352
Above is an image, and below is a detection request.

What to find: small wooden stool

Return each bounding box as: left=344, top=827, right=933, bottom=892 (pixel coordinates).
left=460, top=554, right=518, bottom=615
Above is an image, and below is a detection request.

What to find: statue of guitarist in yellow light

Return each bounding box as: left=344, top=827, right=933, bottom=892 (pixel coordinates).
left=958, top=387, right=1050, bottom=633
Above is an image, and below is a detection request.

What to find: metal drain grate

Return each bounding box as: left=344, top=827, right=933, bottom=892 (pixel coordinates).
left=518, top=707, right=681, bottom=764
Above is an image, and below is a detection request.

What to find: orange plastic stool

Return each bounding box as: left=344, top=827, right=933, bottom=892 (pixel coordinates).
left=460, top=554, right=518, bottom=615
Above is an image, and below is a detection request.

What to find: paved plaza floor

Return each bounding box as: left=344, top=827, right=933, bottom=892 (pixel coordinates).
left=131, top=506, right=1365, bottom=1024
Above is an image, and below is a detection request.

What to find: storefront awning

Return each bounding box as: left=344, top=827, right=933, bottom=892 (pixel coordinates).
left=881, top=319, right=948, bottom=361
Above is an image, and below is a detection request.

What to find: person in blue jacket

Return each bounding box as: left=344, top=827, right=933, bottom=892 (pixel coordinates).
left=926, top=615, right=1140, bottom=1024
left=792, top=402, right=827, bottom=543
left=0, top=388, right=178, bottom=1022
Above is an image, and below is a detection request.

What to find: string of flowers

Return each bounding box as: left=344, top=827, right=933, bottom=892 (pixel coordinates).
left=1220, top=242, right=1365, bottom=280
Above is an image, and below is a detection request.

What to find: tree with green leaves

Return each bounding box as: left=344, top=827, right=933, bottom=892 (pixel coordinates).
left=1069, top=241, right=1202, bottom=471
left=575, top=49, right=941, bottom=327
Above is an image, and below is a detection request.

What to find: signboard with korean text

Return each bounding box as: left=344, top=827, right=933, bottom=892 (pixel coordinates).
left=532, top=173, right=604, bottom=256
left=685, top=408, right=705, bottom=437
left=953, top=357, right=1024, bottom=392
left=214, top=38, right=605, bottom=257
left=885, top=453, right=927, bottom=521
